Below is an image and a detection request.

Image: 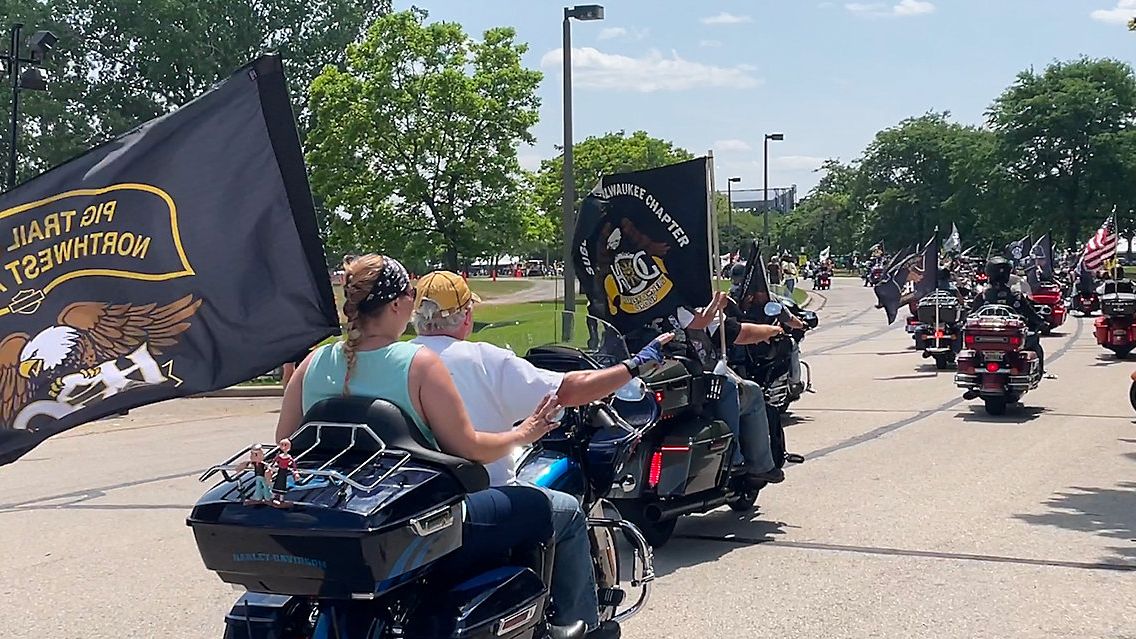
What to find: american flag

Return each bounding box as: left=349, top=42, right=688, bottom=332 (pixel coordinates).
left=1082, top=216, right=1118, bottom=271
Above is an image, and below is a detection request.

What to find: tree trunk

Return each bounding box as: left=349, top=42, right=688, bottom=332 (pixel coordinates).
left=444, top=243, right=459, bottom=271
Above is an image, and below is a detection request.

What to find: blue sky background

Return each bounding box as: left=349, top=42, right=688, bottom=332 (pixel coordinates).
left=393, top=0, right=1136, bottom=195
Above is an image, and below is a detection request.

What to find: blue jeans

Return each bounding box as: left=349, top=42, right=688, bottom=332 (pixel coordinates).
left=523, top=484, right=599, bottom=629
left=784, top=277, right=796, bottom=292
left=463, top=485, right=596, bottom=627
left=714, top=377, right=776, bottom=473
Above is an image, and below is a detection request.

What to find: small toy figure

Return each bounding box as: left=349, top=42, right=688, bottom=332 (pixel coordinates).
left=234, top=444, right=274, bottom=505
left=271, top=438, right=300, bottom=508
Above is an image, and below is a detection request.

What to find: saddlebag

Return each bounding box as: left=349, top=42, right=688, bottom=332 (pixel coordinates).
left=403, top=566, right=547, bottom=639
left=223, top=593, right=310, bottom=639
left=1101, top=293, right=1136, bottom=318
left=647, top=417, right=733, bottom=497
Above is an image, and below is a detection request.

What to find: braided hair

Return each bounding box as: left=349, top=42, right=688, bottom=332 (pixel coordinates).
left=339, top=254, right=410, bottom=393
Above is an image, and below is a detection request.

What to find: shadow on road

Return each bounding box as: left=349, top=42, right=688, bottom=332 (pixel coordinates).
left=1013, top=439, right=1136, bottom=565
left=651, top=510, right=790, bottom=578
left=875, top=372, right=940, bottom=381
left=953, top=405, right=1046, bottom=424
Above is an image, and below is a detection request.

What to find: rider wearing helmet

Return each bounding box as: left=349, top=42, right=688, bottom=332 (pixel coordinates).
left=969, top=256, right=1048, bottom=375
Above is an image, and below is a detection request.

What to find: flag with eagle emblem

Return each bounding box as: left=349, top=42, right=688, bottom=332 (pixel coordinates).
left=0, top=55, right=339, bottom=465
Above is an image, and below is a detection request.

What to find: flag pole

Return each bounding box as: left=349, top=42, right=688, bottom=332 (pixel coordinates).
left=705, top=151, right=731, bottom=370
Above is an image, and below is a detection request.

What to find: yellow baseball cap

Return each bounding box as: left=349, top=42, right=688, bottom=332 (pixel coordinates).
left=414, top=270, right=482, bottom=316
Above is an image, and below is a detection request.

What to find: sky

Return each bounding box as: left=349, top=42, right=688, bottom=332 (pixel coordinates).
left=393, top=0, right=1136, bottom=196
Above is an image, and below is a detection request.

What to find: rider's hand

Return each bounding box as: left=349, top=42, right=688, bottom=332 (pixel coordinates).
left=751, top=324, right=784, bottom=343
left=514, top=393, right=563, bottom=445
left=688, top=292, right=728, bottom=330
left=626, top=332, right=675, bottom=374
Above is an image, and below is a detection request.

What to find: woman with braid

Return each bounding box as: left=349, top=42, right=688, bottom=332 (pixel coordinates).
left=272, top=255, right=602, bottom=637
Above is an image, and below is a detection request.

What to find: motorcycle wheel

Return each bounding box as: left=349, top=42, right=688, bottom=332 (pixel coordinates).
left=983, top=397, right=1008, bottom=416
left=727, top=486, right=761, bottom=512
left=619, top=502, right=677, bottom=548
left=1129, top=381, right=1136, bottom=412
left=934, top=355, right=951, bottom=370
left=1115, top=347, right=1134, bottom=359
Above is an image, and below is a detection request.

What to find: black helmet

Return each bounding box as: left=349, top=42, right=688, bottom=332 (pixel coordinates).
left=730, top=262, right=747, bottom=283
left=984, top=256, right=1012, bottom=285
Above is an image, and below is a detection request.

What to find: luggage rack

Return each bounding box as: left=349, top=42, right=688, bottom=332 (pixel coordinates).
left=199, top=422, right=412, bottom=494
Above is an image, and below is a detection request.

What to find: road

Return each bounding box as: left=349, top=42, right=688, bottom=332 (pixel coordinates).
left=1, top=276, right=1133, bottom=638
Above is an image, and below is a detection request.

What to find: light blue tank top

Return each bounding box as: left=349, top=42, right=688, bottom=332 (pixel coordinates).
left=301, top=341, right=438, bottom=449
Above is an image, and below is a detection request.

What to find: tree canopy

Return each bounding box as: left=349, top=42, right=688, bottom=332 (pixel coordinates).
left=305, top=8, right=543, bottom=270
left=0, top=0, right=390, bottom=183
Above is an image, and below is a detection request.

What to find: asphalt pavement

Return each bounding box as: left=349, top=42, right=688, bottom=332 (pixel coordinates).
left=1, top=276, right=1133, bottom=638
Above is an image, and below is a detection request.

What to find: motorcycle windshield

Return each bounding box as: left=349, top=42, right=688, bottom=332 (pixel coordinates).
left=471, top=311, right=630, bottom=365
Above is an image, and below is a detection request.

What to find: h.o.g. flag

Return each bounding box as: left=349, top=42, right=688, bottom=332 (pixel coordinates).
left=572, top=158, right=714, bottom=334
left=0, top=54, right=340, bottom=465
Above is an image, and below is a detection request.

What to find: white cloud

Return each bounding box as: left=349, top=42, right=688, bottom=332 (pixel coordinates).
left=541, top=47, right=761, bottom=92
left=774, top=155, right=827, bottom=171
left=714, top=139, right=753, bottom=152
left=597, top=26, right=650, bottom=41
left=846, top=0, right=935, bottom=16
left=700, top=39, right=723, bottom=48
left=701, top=12, right=753, bottom=25
left=1091, top=0, right=1136, bottom=24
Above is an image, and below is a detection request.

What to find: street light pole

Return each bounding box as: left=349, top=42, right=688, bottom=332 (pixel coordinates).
left=762, top=132, right=784, bottom=246
left=4, top=24, right=56, bottom=191
left=7, top=24, right=22, bottom=190
left=561, top=5, right=604, bottom=320
left=727, top=176, right=740, bottom=253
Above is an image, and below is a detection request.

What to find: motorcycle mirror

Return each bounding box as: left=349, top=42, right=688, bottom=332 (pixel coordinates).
left=614, top=377, right=648, bottom=403
left=764, top=301, right=784, bottom=317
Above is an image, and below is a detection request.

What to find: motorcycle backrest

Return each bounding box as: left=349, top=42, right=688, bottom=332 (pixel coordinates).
left=298, top=397, right=490, bottom=494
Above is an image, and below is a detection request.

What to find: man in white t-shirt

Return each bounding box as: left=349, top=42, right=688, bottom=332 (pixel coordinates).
left=410, top=270, right=669, bottom=639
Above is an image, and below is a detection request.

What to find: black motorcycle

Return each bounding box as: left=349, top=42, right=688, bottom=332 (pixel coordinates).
left=187, top=313, right=655, bottom=639
left=912, top=290, right=964, bottom=369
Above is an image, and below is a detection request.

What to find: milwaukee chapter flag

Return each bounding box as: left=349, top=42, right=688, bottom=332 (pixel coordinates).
left=0, top=55, right=339, bottom=465
left=573, top=158, right=714, bottom=334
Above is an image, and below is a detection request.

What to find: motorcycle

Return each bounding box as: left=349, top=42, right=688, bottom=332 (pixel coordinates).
left=1093, top=290, right=1136, bottom=358
left=815, top=270, right=831, bottom=291
left=954, top=305, right=1043, bottom=416
left=1029, top=283, right=1066, bottom=335
left=1129, top=369, right=1136, bottom=412
left=1072, top=290, right=1099, bottom=316
left=912, top=290, right=963, bottom=370
left=187, top=312, right=655, bottom=639
left=868, top=266, right=884, bottom=287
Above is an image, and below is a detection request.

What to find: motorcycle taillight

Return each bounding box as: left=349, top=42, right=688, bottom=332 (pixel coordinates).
left=647, top=451, right=663, bottom=488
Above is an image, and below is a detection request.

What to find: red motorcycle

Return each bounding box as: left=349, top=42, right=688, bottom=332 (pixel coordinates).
left=1028, top=283, right=1065, bottom=335
left=1094, top=292, right=1136, bottom=358
left=955, top=305, right=1042, bottom=416
left=1073, top=291, right=1099, bottom=316
left=815, top=271, right=831, bottom=290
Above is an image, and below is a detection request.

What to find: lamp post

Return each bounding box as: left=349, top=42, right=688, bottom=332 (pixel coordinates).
left=3, top=24, right=56, bottom=190
left=561, top=4, right=604, bottom=322
left=762, top=132, right=784, bottom=245
left=726, top=176, right=740, bottom=254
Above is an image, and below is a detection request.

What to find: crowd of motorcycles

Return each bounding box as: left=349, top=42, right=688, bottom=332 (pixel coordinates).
left=185, top=287, right=818, bottom=638
left=879, top=256, right=1136, bottom=416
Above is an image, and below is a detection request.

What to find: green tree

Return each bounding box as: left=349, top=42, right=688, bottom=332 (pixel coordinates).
left=0, top=0, right=389, bottom=184
left=534, top=130, right=695, bottom=248
left=987, top=57, right=1136, bottom=246
left=306, top=9, right=543, bottom=269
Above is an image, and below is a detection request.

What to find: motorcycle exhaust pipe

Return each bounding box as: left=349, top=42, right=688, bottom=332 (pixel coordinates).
left=644, top=494, right=729, bottom=523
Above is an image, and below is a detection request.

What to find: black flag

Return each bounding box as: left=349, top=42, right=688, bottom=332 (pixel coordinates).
left=874, top=234, right=938, bottom=324
left=734, top=240, right=773, bottom=318
left=0, top=55, right=339, bottom=465
left=1026, top=233, right=1054, bottom=291
left=1005, top=234, right=1032, bottom=268
left=573, top=158, right=713, bottom=334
